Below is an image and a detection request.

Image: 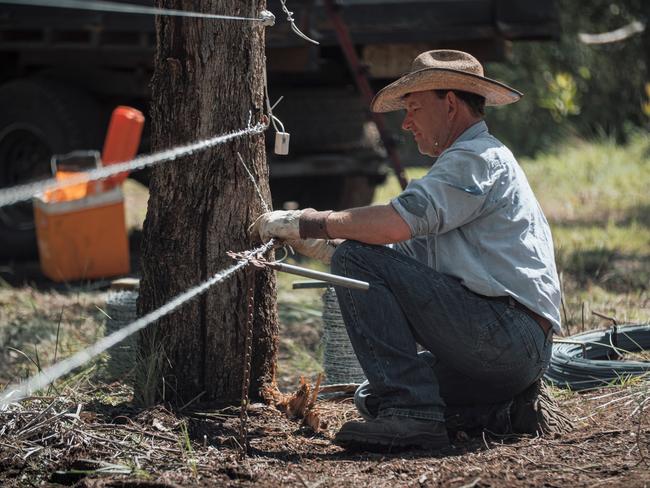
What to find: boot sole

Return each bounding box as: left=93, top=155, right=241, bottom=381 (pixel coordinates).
left=334, top=431, right=450, bottom=451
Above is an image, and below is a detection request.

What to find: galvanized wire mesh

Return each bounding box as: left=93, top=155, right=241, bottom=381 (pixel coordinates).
left=105, top=290, right=138, bottom=380
left=321, top=287, right=366, bottom=385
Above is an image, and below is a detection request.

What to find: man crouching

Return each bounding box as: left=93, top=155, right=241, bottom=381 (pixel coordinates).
left=254, top=50, right=568, bottom=450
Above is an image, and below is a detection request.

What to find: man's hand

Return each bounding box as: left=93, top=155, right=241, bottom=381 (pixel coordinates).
left=251, top=204, right=410, bottom=245
left=251, top=210, right=303, bottom=242
left=287, top=238, right=341, bottom=264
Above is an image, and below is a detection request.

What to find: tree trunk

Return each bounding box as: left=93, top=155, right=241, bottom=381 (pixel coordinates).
left=136, top=0, right=277, bottom=406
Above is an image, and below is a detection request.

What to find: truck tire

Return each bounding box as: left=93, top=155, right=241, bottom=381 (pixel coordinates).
left=0, top=79, right=104, bottom=260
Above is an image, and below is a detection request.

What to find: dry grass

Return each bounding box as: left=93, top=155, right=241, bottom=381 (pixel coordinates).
left=1, top=380, right=649, bottom=486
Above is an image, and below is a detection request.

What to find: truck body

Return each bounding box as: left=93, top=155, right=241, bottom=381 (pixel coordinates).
left=0, top=0, right=558, bottom=258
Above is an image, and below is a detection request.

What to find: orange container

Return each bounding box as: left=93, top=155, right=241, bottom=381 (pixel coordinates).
left=101, top=106, right=145, bottom=189
left=34, top=187, right=130, bottom=282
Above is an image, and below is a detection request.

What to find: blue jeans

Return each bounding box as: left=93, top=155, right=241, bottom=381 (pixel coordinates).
left=330, top=241, right=552, bottom=425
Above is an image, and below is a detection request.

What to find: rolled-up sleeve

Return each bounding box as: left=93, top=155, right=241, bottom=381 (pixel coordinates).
left=391, top=148, right=499, bottom=237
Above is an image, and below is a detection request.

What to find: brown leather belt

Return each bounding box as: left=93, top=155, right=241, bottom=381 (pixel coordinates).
left=491, top=295, right=553, bottom=336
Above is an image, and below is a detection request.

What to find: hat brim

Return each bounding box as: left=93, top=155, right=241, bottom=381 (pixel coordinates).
left=371, top=68, right=522, bottom=113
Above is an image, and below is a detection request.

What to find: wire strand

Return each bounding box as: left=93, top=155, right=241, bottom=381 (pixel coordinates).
left=0, top=122, right=266, bottom=208
left=1, top=0, right=271, bottom=22
left=278, top=0, right=319, bottom=45
left=236, top=152, right=270, bottom=212
left=0, top=240, right=275, bottom=410
left=263, top=64, right=285, bottom=134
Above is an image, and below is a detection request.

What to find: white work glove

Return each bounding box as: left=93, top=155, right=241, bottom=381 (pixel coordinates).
left=251, top=210, right=303, bottom=242
left=251, top=208, right=332, bottom=242
left=286, top=238, right=342, bottom=264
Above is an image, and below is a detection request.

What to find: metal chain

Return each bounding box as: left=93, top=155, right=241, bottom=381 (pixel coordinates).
left=238, top=267, right=257, bottom=457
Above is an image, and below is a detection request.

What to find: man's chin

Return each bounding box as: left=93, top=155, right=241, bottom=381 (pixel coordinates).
left=416, top=142, right=437, bottom=158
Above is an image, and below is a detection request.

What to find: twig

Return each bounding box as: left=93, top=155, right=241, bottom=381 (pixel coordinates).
left=559, top=272, right=569, bottom=331
left=178, top=391, right=206, bottom=412
left=15, top=398, right=59, bottom=432
left=90, top=424, right=179, bottom=443
left=47, top=308, right=65, bottom=396
left=635, top=393, right=649, bottom=467
left=458, top=477, right=481, bottom=488
left=7, top=347, right=41, bottom=374
left=295, top=471, right=311, bottom=488
left=592, top=310, right=618, bottom=325
left=317, top=383, right=360, bottom=395
left=481, top=430, right=491, bottom=450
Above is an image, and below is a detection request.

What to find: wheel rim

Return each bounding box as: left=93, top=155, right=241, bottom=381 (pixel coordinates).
left=0, top=123, right=53, bottom=231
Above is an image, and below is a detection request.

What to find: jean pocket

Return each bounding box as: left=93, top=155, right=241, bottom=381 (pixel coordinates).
left=514, top=309, right=550, bottom=362
left=476, top=307, right=538, bottom=371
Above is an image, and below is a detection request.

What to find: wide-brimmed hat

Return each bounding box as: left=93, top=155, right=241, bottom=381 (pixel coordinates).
left=371, top=50, right=522, bottom=113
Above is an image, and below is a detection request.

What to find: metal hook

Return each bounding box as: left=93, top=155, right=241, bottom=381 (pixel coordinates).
left=273, top=245, right=290, bottom=264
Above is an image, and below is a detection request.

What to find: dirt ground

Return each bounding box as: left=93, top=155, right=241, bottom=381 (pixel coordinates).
left=1, top=377, right=649, bottom=488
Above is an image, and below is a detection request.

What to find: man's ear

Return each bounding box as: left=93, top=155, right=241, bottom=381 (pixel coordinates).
left=446, top=91, right=457, bottom=119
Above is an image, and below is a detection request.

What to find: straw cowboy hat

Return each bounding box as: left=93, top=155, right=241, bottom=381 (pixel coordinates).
left=371, top=50, right=522, bottom=113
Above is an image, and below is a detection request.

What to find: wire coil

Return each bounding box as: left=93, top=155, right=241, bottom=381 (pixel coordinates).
left=321, top=287, right=365, bottom=385
left=545, top=324, right=650, bottom=390
left=105, top=290, right=138, bottom=380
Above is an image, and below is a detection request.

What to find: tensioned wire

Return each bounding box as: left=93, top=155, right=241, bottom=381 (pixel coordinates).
left=0, top=122, right=266, bottom=208
left=0, top=0, right=273, bottom=23
left=0, top=240, right=275, bottom=410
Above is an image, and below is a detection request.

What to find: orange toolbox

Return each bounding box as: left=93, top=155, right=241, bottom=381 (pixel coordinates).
left=34, top=186, right=130, bottom=282
left=34, top=106, right=144, bottom=282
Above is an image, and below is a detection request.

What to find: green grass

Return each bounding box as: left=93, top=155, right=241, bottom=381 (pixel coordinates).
left=528, top=133, right=650, bottom=334
left=0, top=287, right=107, bottom=386
left=522, top=132, right=650, bottom=224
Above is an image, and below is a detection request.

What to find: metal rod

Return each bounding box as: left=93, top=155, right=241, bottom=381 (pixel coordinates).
left=268, top=262, right=369, bottom=290
left=292, top=280, right=330, bottom=290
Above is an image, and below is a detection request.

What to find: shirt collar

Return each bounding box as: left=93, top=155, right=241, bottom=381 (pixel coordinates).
left=431, top=120, right=488, bottom=165
left=454, top=120, right=488, bottom=145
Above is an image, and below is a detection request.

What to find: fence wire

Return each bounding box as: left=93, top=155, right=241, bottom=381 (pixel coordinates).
left=0, top=240, right=274, bottom=410
left=0, top=122, right=266, bottom=208
left=0, top=0, right=274, bottom=23
left=0, top=0, right=286, bottom=408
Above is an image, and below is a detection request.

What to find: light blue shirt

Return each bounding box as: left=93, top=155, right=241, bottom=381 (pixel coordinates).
left=391, top=121, right=562, bottom=333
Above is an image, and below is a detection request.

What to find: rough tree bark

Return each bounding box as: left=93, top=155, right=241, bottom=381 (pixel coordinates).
left=136, top=0, right=278, bottom=406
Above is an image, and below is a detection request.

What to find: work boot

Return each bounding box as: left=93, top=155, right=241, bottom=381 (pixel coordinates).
left=334, top=417, right=450, bottom=451
left=510, top=380, right=572, bottom=436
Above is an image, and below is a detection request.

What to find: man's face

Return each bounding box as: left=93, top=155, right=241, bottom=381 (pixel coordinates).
left=401, top=91, right=449, bottom=157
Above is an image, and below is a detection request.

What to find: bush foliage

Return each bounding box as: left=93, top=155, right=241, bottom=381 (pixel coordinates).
left=485, top=0, right=649, bottom=157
